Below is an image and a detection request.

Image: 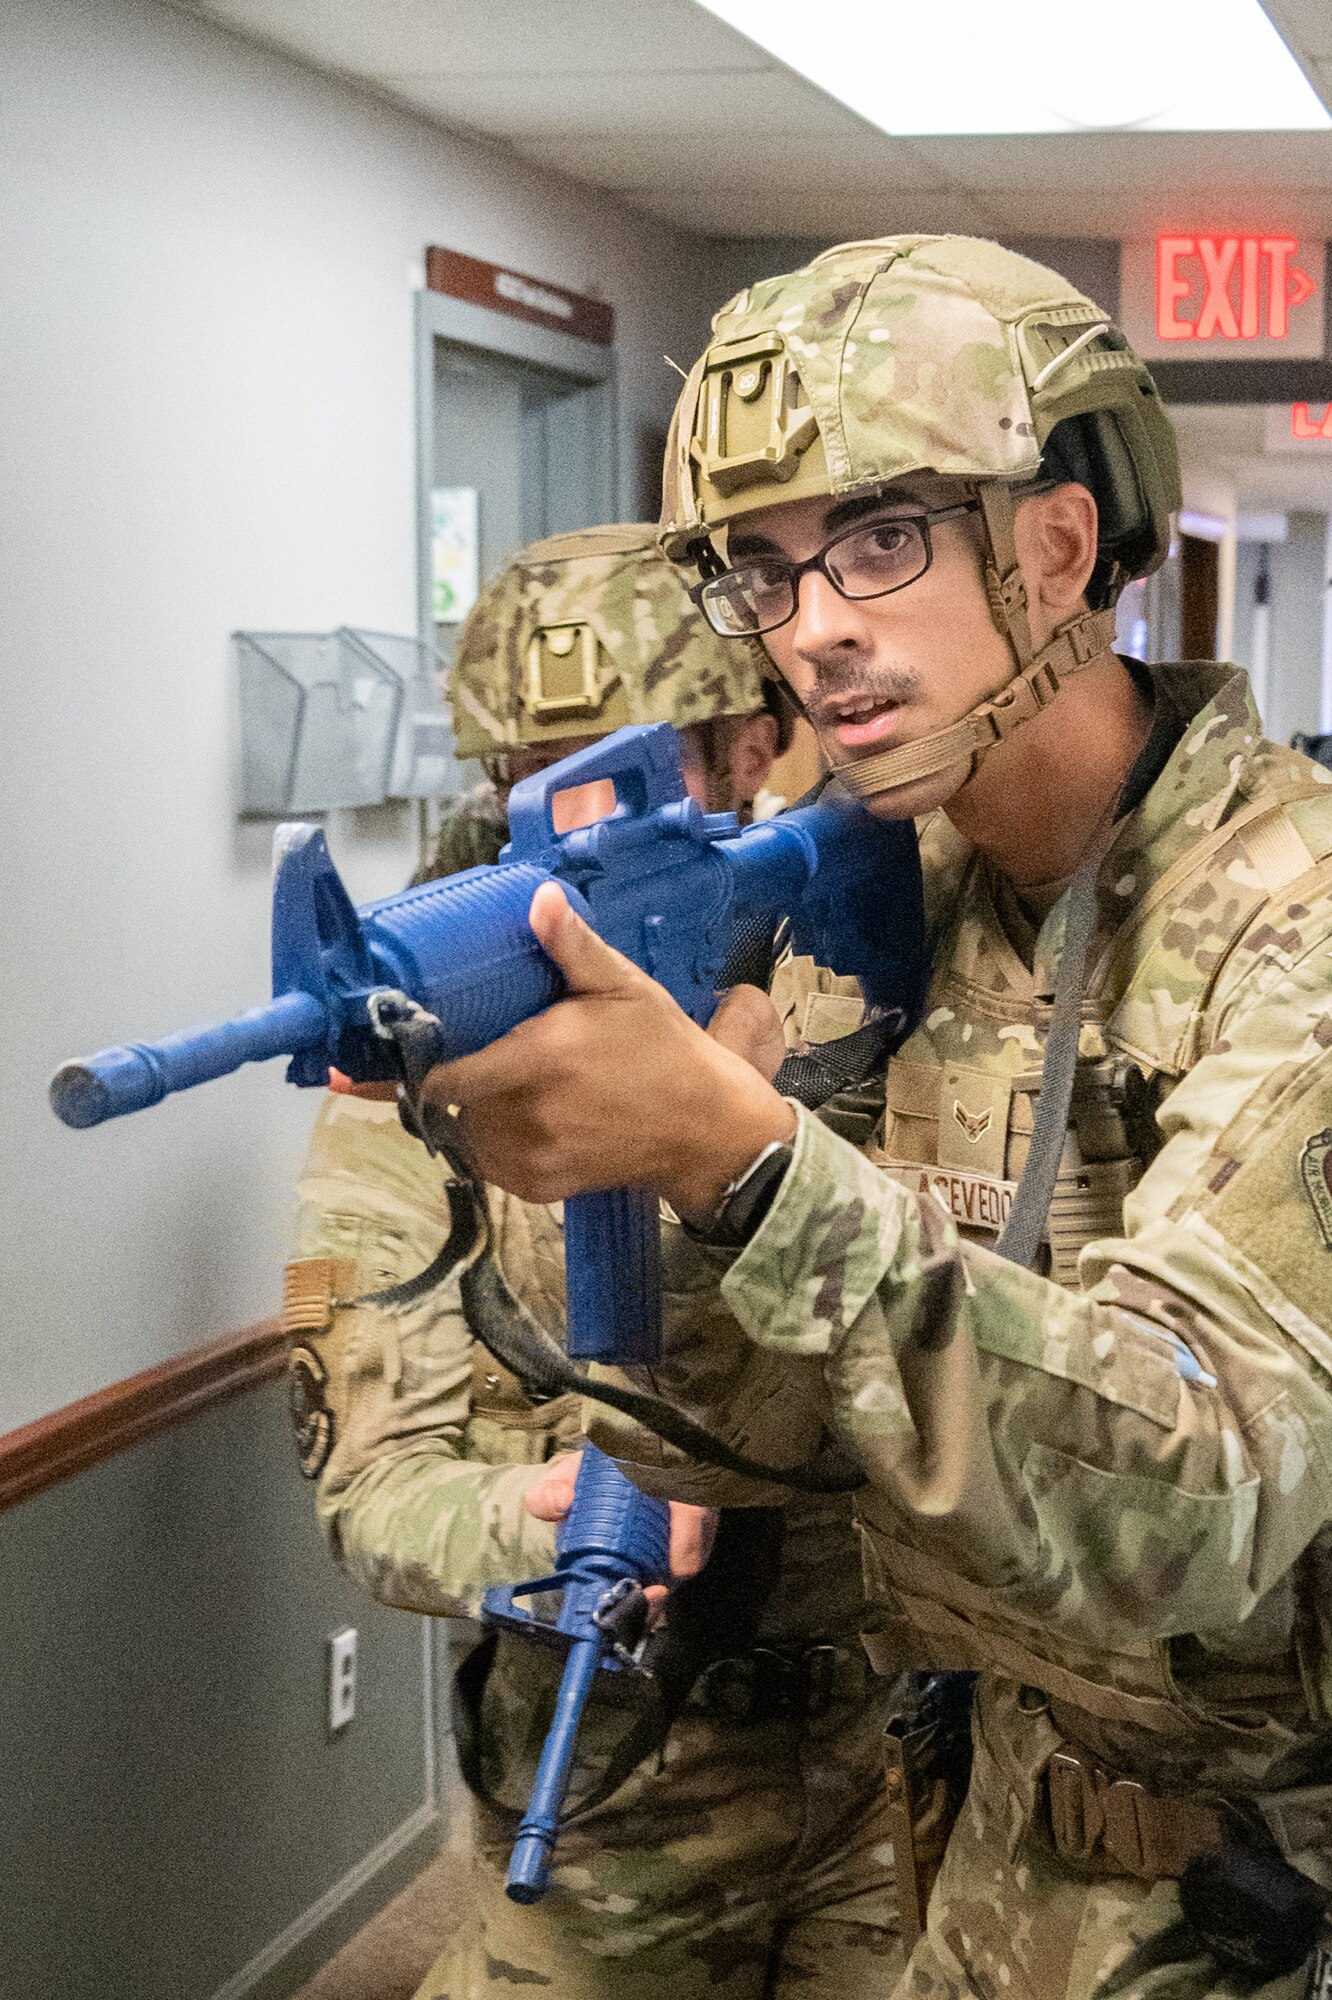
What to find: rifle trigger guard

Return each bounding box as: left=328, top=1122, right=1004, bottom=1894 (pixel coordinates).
left=593, top=1577, right=654, bottom=1675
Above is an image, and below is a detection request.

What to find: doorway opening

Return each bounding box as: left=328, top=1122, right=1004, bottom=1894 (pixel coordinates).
left=413, top=287, right=617, bottom=862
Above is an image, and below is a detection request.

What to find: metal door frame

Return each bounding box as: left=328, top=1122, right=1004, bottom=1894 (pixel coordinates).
left=413, top=287, right=618, bottom=644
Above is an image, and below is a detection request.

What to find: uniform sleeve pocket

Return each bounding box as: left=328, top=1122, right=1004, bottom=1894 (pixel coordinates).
left=1021, top=1441, right=1259, bottom=1634
left=970, top=1273, right=1184, bottom=1429
left=1192, top=1045, right=1332, bottom=1382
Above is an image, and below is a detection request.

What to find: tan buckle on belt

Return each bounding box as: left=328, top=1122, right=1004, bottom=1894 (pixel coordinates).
left=1048, top=1751, right=1157, bottom=1877
left=1047, top=1749, right=1225, bottom=1881
left=1101, top=1776, right=1154, bottom=1877
left=1048, top=1750, right=1103, bottom=1862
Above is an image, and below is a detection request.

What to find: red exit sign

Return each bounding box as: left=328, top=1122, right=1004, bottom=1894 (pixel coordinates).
left=1121, top=236, right=1326, bottom=362
left=1291, top=404, right=1332, bottom=440
left=1156, top=237, right=1314, bottom=342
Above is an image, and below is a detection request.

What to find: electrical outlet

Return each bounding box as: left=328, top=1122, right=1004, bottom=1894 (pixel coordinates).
left=328, top=1627, right=357, bottom=1733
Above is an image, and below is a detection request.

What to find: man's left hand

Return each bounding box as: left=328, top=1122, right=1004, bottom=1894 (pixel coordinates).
left=524, top=1449, right=719, bottom=1620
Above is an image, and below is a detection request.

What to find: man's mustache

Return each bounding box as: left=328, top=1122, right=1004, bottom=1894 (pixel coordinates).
left=804, top=665, right=923, bottom=729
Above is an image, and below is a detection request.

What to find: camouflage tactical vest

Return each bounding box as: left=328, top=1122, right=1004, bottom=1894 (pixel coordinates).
left=779, top=777, right=1331, bottom=1284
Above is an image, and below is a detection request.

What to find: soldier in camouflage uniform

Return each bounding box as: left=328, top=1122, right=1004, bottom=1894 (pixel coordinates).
left=285, top=526, right=903, bottom=1999
left=416, top=522, right=793, bottom=881
left=411, top=240, right=1332, bottom=2000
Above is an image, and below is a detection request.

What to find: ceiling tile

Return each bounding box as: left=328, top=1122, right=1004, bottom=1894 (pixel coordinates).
left=381, top=64, right=897, bottom=148
left=189, top=0, right=769, bottom=77
left=981, top=185, right=1332, bottom=239
left=1264, top=0, right=1332, bottom=63
left=905, top=129, right=1332, bottom=194
left=558, top=169, right=1002, bottom=240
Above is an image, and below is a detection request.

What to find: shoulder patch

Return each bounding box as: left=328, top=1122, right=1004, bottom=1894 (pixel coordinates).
left=1300, top=1128, right=1332, bottom=1249
left=289, top=1345, right=335, bottom=1480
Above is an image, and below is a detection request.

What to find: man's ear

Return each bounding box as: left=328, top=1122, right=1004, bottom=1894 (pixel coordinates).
left=1017, top=482, right=1099, bottom=618
left=726, top=710, right=780, bottom=805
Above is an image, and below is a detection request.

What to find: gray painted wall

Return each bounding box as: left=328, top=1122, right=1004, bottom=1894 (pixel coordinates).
left=0, top=0, right=719, bottom=1432
left=0, top=1382, right=439, bottom=1999
left=0, top=0, right=735, bottom=1986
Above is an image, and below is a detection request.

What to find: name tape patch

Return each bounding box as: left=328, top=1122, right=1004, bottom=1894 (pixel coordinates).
left=890, top=1165, right=1017, bottom=1234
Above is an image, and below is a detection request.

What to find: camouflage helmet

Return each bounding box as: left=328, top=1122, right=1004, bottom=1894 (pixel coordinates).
left=448, top=522, right=771, bottom=760
left=661, top=236, right=1182, bottom=798
left=662, top=234, right=1179, bottom=585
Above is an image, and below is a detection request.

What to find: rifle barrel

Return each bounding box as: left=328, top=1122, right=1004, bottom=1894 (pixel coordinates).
left=49, top=990, right=329, bottom=1128
left=505, top=1634, right=604, bottom=1903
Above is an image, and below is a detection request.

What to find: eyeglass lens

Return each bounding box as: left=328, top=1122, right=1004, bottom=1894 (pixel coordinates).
left=704, top=517, right=929, bottom=635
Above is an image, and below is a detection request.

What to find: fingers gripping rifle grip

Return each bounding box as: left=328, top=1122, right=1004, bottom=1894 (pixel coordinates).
left=563, top=1188, right=662, bottom=1363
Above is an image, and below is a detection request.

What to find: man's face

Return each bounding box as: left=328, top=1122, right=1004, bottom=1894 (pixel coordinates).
left=726, top=481, right=1015, bottom=819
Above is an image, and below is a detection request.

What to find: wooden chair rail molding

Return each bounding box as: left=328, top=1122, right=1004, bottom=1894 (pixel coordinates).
left=0, top=1320, right=287, bottom=1515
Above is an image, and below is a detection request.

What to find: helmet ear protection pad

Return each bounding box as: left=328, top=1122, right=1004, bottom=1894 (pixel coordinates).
left=1038, top=408, right=1163, bottom=612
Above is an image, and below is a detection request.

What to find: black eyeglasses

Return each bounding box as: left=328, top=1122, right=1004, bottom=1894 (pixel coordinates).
left=690, top=500, right=981, bottom=638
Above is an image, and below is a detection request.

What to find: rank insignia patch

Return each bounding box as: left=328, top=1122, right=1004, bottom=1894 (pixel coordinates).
left=1300, top=1127, right=1332, bottom=1249
left=953, top=1100, right=993, bottom=1145
left=289, top=1344, right=334, bottom=1480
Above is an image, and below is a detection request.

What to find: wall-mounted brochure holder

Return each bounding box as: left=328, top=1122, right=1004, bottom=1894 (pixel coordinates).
left=236, top=628, right=456, bottom=814
left=349, top=629, right=458, bottom=800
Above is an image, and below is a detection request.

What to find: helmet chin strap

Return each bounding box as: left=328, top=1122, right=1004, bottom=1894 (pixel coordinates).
left=832, top=483, right=1118, bottom=801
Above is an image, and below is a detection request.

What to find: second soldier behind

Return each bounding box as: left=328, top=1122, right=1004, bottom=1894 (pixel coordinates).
left=284, top=525, right=904, bottom=2000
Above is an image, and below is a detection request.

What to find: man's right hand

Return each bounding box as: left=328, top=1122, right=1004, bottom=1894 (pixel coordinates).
left=419, top=884, right=796, bottom=1223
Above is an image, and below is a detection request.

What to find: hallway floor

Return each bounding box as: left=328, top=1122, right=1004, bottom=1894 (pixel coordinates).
left=292, top=1849, right=470, bottom=2000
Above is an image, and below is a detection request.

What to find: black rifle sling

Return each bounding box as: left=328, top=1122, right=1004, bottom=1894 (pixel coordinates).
left=774, top=1012, right=906, bottom=1108
left=357, top=1174, right=863, bottom=1495
left=451, top=1627, right=503, bottom=1805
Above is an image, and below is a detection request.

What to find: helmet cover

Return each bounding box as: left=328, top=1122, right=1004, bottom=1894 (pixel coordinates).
left=661, top=234, right=1180, bottom=596
left=449, top=523, right=771, bottom=759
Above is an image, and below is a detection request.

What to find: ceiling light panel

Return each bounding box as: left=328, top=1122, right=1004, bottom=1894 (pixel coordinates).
left=693, top=0, right=1331, bottom=134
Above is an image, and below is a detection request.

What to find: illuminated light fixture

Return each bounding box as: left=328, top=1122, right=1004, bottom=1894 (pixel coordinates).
left=1178, top=511, right=1229, bottom=541
left=693, top=0, right=1330, bottom=135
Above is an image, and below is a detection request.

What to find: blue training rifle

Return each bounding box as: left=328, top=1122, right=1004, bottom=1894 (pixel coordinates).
left=49, top=720, right=924, bottom=1901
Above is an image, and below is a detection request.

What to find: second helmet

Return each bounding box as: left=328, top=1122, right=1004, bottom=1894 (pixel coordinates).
left=448, top=523, right=773, bottom=761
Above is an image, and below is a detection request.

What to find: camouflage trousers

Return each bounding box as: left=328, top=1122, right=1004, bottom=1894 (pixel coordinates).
left=413, top=1657, right=902, bottom=2000
left=902, top=1680, right=1319, bottom=2000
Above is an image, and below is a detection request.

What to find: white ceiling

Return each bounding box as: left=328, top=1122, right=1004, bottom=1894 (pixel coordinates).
left=179, top=0, right=1332, bottom=241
